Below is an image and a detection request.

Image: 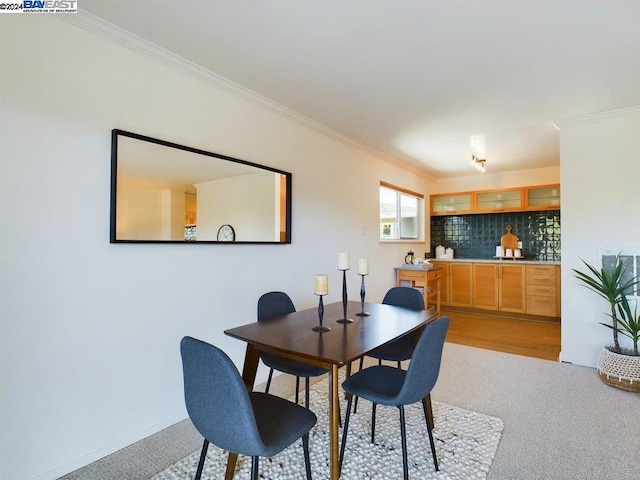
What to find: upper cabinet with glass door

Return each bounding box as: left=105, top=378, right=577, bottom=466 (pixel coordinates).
left=430, top=192, right=473, bottom=216
left=525, top=184, right=560, bottom=210
left=430, top=184, right=560, bottom=216
left=475, top=188, right=523, bottom=213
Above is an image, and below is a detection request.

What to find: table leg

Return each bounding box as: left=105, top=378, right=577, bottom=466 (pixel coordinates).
left=329, top=364, right=340, bottom=480
left=425, top=393, right=434, bottom=430
left=225, top=344, right=260, bottom=480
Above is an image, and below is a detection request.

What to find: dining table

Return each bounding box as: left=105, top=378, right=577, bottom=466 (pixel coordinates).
left=224, top=299, right=440, bottom=480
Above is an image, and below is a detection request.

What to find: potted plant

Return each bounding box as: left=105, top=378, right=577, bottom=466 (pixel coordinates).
left=573, top=253, right=640, bottom=392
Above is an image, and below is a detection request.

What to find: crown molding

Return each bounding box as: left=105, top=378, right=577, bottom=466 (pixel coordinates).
left=554, top=105, right=640, bottom=129
left=56, top=11, right=433, bottom=180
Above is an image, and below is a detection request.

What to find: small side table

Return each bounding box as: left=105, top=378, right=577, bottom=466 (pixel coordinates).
left=395, top=266, right=442, bottom=314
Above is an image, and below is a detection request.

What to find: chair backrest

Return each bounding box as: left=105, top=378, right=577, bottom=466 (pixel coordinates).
left=382, top=286, right=425, bottom=311
left=180, top=336, right=265, bottom=455
left=257, top=291, right=296, bottom=321
left=396, top=316, right=450, bottom=405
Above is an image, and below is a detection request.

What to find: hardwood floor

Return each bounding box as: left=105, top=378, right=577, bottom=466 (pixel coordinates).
left=442, top=308, right=561, bottom=361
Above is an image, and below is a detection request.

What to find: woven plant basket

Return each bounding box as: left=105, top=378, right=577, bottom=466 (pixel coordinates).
left=597, top=347, right=640, bottom=392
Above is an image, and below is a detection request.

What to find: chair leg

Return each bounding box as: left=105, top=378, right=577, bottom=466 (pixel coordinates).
left=194, top=439, right=209, bottom=480
left=305, top=377, right=310, bottom=409
left=371, top=403, right=377, bottom=444
left=250, top=456, right=259, bottom=480
left=352, top=358, right=364, bottom=413
left=303, top=433, right=313, bottom=480
left=339, top=394, right=354, bottom=474
left=422, top=398, right=439, bottom=471
left=397, top=361, right=401, bottom=369
left=295, top=376, right=301, bottom=405
left=399, top=406, right=409, bottom=480
left=265, top=368, right=274, bottom=393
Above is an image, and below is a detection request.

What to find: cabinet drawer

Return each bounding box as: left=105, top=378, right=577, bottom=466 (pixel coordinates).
left=526, top=265, right=556, bottom=275
left=526, top=274, right=556, bottom=287
left=427, top=270, right=442, bottom=281
left=527, top=296, right=558, bottom=316
left=398, top=270, right=426, bottom=281
left=526, top=285, right=556, bottom=297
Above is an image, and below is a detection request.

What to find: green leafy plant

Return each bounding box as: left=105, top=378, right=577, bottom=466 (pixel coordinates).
left=573, top=253, right=640, bottom=353
left=610, top=295, right=640, bottom=356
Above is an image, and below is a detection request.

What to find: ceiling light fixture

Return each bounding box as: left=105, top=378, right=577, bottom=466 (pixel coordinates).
left=471, top=154, right=486, bottom=173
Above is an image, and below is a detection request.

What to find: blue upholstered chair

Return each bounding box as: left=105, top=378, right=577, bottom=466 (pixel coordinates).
left=352, top=287, right=425, bottom=413
left=368, top=287, right=426, bottom=366
left=339, top=316, right=450, bottom=480
left=258, top=291, right=328, bottom=408
left=180, top=336, right=317, bottom=480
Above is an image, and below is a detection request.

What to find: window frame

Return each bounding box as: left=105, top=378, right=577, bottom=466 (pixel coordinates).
left=379, top=181, right=425, bottom=242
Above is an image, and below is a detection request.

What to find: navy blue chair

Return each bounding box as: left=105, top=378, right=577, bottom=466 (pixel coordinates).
left=339, top=316, right=450, bottom=480
left=352, top=287, right=425, bottom=413
left=180, top=336, right=317, bottom=480
left=258, top=291, right=328, bottom=408
left=368, top=287, right=426, bottom=366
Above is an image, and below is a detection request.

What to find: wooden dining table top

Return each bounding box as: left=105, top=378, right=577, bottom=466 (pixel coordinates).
left=224, top=300, right=439, bottom=366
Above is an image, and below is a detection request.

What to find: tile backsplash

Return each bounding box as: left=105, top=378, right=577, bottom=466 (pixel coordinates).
left=430, top=210, right=561, bottom=261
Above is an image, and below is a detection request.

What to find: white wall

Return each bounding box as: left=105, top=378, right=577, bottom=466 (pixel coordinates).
left=433, top=165, right=560, bottom=193
left=195, top=173, right=276, bottom=242
left=0, top=15, right=433, bottom=480
left=557, top=107, right=640, bottom=367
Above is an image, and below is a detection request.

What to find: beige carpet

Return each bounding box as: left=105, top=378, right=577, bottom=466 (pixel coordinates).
left=153, top=373, right=503, bottom=479
left=59, top=343, right=640, bottom=480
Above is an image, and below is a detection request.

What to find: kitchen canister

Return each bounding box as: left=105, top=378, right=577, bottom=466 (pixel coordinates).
left=435, top=245, right=445, bottom=258
left=445, top=247, right=454, bottom=258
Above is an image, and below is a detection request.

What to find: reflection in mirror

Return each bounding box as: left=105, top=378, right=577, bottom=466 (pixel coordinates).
left=110, top=130, right=291, bottom=243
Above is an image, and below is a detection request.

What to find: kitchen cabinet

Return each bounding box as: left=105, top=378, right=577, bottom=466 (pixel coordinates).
left=526, top=264, right=560, bottom=317
left=430, top=261, right=472, bottom=307
left=473, top=263, right=526, bottom=313
left=449, top=263, right=473, bottom=307
left=430, top=192, right=473, bottom=215
left=474, top=188, right=523, bottom=213
left=473, top=264, right=499, bottom=309
left=525, top=184, right=561, bottom=210
left=430, top=184, right=560, bottom=216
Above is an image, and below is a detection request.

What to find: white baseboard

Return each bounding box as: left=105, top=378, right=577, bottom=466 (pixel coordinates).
left=32, top=411, right=188, bottom=480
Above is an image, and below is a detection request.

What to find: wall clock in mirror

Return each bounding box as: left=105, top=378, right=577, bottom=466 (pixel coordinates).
left=217, top=224, right=236, bottom=242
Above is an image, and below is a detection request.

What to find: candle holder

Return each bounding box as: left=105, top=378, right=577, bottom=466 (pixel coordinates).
left=355, top=274, right=371, bottom=317
left=312, top=294, right=331, bottom=332
left=336, top=268, right=354, bottom=324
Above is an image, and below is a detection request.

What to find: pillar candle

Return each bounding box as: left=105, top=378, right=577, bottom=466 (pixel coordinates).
left=314, top=274, right=328, bottom=295
left=358, top=258, right=369, bottom=275
left=338, top=252, right=350, bottom=270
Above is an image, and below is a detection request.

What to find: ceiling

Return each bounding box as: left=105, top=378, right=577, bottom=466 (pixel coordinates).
left=80, top=0, right=640, bottom=179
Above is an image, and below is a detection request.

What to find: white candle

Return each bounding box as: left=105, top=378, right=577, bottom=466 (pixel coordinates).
left=358, top=258, right=369, bottom=275
left=314, top=274, right=328, bottom=295
left=338, top=252, right=350, bottom=270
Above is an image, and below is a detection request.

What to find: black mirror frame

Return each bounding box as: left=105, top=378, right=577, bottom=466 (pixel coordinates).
left=110, top=129, right=292, bottom=244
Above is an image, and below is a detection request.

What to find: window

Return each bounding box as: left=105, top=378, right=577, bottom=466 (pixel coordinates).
left=379, top=182, right=424, bottom=240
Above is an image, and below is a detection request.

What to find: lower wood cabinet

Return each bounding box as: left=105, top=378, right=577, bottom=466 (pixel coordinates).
left=430, top=261, right=559, bottom=318
left=431, top=262, right=473, bottom=308
left=526, top=264, right=560, bottom=317
left=473, top=263, right=526, bottom=313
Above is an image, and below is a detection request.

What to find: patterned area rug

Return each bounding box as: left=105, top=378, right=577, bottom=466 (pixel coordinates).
left=154, top=375, right=503, bottom=479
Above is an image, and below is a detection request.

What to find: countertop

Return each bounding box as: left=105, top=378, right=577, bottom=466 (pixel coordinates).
left=397, top=258, right=560, bottom=268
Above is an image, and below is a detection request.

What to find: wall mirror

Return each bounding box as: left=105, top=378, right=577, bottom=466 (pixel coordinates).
left=110, top=129, right=292, bottom=243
